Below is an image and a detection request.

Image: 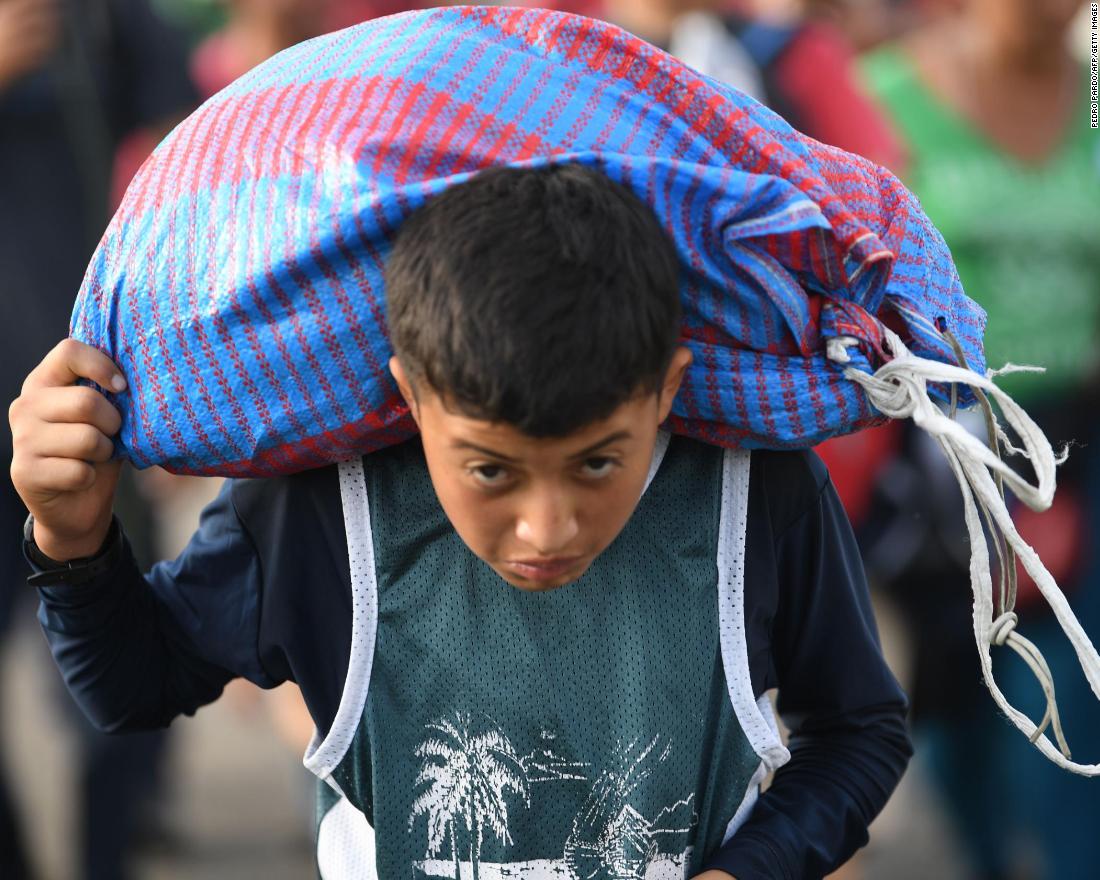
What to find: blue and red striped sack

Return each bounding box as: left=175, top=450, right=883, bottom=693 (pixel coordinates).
left=71, top=6, right=984, bottom=477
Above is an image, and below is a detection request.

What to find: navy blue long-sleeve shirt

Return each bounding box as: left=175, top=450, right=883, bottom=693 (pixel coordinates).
left=35, top=445, right=911, bottom=879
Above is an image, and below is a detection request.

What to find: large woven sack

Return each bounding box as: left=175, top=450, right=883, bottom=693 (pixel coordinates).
left=71, top=6, right=984, bottom=477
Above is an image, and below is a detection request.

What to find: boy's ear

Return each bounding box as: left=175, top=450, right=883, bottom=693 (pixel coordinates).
left=389, top=356, right=420, bottom=425
left=657, top=346, right=692, bottom=424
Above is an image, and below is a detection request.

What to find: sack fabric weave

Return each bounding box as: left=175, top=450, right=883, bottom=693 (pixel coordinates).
left=71, top=6, right=985, bottom=477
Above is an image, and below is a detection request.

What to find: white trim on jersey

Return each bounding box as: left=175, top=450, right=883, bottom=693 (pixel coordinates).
left=721, top=693, right=786, bottom=843
left=304, top=459, right=381, bottom=781
left=723, top=758, right=769, bottom=844
left=317, top=795, right=378, bottom=880
left=643, top=429, right=671, bottom=494
left=717, top=449, right=791, bottom=772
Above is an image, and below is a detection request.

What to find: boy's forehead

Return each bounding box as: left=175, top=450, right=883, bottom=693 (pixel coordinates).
left=420, top=387, right=652, bottom=460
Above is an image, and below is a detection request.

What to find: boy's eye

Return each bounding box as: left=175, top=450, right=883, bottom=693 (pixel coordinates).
left=581, top=456, right=618, bottom=478
left=470, top=464, right=510, bottom=487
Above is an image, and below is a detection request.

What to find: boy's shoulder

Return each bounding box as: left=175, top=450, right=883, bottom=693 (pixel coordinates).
left=229, top=456, right=342, bottom=521
left=654, top=435, right=832, bottom=537
left=747, top=446, right=832, bottom=536
left=749, top=444, right=829, bottom=490
left=224, top=438, right=428, bottom=541
left=228, top=437, right=424, bottom=503
left=225, top=454, right=352, bottom=587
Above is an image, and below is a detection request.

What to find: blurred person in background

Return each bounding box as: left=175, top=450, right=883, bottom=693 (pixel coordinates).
left=858, top=1, right=1100, bottom=877
left=189, top=0, right=339, bottom=99
left=0, top=1, right=196, bottom=877
left=603, top=0, right=904, bottom=168
left=803, top=0, right=936, bottom=52
left=111, top=0, right=382, bottom=198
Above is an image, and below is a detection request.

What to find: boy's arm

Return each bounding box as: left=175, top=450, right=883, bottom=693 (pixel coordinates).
left=703, top=452, right=913, bottom=880
left=9, top=339, right=276, bottom=732
left=34, top=479, right=276, bottom=732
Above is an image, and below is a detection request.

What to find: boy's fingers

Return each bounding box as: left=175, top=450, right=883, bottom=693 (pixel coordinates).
left=17, top=456, right=97, bottom=494
left=33, top=423, right=116, bottom=463
left=23, top=385, right=123, bottom=436
left=22, top=339, right=126, bottom=395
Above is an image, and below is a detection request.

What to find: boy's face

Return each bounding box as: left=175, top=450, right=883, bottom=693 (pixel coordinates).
left=390, top=349, right=692, bottom=592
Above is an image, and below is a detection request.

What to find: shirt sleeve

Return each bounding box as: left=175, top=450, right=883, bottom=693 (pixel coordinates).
left=36, top=480, right=278, bottom=733
left=704, top=455, right=913, bottom=879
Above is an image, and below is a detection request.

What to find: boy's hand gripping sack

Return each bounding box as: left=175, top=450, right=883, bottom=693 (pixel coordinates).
left=71, top=7, right=1100, bottom=774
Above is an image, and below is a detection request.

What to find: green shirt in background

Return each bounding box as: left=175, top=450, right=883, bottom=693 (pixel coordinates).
left=860, top=48, right=1100, bottom=404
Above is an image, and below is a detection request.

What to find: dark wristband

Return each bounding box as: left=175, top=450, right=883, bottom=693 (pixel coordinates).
left=24, top=515, right=123, bottom=587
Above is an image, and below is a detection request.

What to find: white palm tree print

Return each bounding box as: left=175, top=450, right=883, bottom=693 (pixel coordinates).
left=409, top=712, right=531, bottom=879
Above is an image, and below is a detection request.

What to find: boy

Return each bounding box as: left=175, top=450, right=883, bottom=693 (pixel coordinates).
left=10, top=164, right=911, bottom=879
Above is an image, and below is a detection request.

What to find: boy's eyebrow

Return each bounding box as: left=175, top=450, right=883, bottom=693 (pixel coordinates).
left=451, top=440, right=521, bottom=462
left=451, top=430, right=632, bottom=462
left=566, top=430, right=632, bottom=460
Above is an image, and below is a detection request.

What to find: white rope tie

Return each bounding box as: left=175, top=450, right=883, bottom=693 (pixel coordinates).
left=830, top=329, right=1100, bottom=776
left=988, top=611, right=1071, bottom=757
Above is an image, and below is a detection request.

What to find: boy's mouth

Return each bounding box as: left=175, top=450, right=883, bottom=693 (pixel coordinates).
left=505, top=556, right=584, bottom=584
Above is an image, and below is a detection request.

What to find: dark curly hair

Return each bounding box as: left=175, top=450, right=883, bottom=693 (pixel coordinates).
left=384, top=164, right=682, bottom=436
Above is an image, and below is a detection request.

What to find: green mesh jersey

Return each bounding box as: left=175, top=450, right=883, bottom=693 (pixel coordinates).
left=305, top=433, right=788, bottom=879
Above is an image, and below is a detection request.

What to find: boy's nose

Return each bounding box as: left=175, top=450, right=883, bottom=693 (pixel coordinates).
left=515, top=492, right=579, bottom=555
